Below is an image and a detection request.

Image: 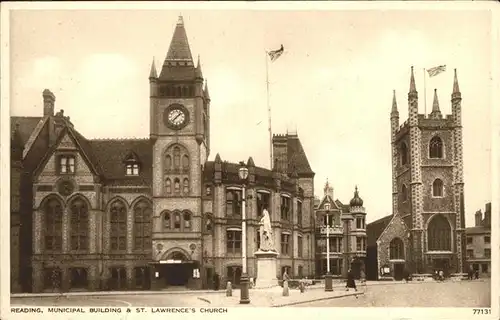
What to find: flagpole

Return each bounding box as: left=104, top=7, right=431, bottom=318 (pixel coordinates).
left=266, top=50, right=273, bottom=170
left=423, top=68, right=427, bottom=116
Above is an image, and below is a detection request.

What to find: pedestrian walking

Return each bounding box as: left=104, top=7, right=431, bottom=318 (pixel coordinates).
left=438, top=270, right=444, bottom=281
left=474, top=270, right=479, bottom=280
left=468, top=266, right=474, bottom=280
left=213, top=273, right=220, bottom=291
left=360, top=269, right=366, bottom=284
left=345, top=268, right=357, bottom=292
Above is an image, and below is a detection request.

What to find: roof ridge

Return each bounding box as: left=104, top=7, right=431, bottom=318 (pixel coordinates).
left=89, top=137, right=150, bottom=141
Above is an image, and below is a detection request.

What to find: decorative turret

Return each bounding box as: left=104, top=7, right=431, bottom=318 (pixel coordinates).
left=214, top=153, right=222, bottom=185
left=195, top=55, right=203, bottom=80
left=451, top=68, right=462, bottom=126
left=323, top=179, right=333, bottom=198
left=247, top=156, right=256, bottom=185
left=429, top=88, right=442, bottom=119
left=349, top=186, right=364, bottom=207
left=204, top=80, right=210, bottom=101
left=149, top=57, right=158, bottom=79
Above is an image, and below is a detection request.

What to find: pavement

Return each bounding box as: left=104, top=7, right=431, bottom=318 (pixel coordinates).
left=10, top=279, right=489, bottom=308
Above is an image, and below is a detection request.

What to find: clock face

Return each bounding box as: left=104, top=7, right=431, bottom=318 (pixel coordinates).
left=168, top=108, right=186, bottom=126
left=58, top=180, right=74, bottom=196
left=163, top=104, right=189, bottom=130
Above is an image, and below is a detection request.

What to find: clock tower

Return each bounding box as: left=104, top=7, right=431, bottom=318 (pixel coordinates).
left=149, top=16, right=210, bottom=288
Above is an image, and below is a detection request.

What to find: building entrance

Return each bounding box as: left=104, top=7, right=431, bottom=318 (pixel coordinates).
left=393, top=263, right=405, bottom=280
left=432, top=258, right=450, bottom=277
left=159, top=251, right=194, bottom=288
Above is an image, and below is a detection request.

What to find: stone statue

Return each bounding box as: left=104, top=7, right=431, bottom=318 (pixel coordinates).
left=259, top=209, right=275, bottom=251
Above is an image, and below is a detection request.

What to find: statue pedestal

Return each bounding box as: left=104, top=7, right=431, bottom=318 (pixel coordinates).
left=254, top=250, right=279, bottom=288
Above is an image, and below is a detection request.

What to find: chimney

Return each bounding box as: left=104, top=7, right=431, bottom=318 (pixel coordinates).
left=474, top=210, right=482, bottom=227
left=43, top=89, right=55, bottom=116
left=484, top=203, right=491, bottom=227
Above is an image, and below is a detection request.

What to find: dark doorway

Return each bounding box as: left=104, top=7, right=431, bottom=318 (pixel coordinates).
left=432, top=258, right=450, bottom=277
left=134, top=266, right=151, bottom=290
left=205, top=267, right=214, bottom=289
left=226, top=266, right=242, bottom=287
left=70, top=268, right=88, bottom=290
left=164, top=263, right=191, bottom=286
left=351, top=259, right=362, bottom=280
left=110, top=267, right=127, bottom=290
left=393, top=263, right=405, bottom=280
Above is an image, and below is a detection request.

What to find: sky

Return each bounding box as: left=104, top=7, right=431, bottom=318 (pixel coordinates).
left=9, top=7, right=494, bottom=225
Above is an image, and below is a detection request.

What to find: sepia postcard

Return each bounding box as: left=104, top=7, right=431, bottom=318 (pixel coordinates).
left=1, top=1, right=499, bottom=320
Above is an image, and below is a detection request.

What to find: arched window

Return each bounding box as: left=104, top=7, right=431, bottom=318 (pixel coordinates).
left=133, top=200, right=151, bottom=251
left=429, top=136, right=443, bottom=159
left=44, top=198, right=63, bottom=251
left=400, top=142, right=408, bottom=166
left=389, top=238, right=404, bottom=260
left=165, top=155, right=172, bottom=171
left=174, top=178, right=180, bottom=194
left=163, top=212, right=171, bottom=229
left=427, top=214, right=451, bottom=251
left=183, top=178, right=189, bottom=194
left=182, top=155, right=189, bottom=170
left=432, top=179, right=444, bottom=197
left=165, top=178, right=172, bottom=194
left=183, top=212, right=191, bottom=230
left=173, top=147, right=181, bottom=168
left=110, top=200, right=127, bottom=251
left=70, top=197, right=89, bottom=251
left=173, top=212, right=181, bottom=230
left=401, top=184, right=408, bottom=202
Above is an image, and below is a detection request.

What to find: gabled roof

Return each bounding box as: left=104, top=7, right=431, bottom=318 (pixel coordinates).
left=366, top=214, right=393, bottom=247
left=466, top=226, right=490, bottom=235
left=89, top=139, right=152, bottom=186
left=317, top=194, right=341, bottom=211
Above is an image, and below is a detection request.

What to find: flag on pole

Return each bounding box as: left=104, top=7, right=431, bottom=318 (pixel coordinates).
left=426, top=65, right=447, bottom=77
left=268, top=44, right=284, bottom=62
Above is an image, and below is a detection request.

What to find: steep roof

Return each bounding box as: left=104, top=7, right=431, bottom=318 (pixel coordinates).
left=88, top=139, right=152, bottom=186
left=285, top=135, right=314, bottom=177
left=367, top=214, right=393, bottom=247
left=10, top=116, right=42, bottom=147
left=466, top=226, right=490, bottom=235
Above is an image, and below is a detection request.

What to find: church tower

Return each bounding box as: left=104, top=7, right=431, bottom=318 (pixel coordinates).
left=390, top=67, right=466, bottom=275
left=149, top=16, right=210, bottom=287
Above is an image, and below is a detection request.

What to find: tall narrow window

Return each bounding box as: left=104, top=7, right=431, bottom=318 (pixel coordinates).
left=400, top=142, right=408, bottom=165
left=174, top=178, right=180, bottom=194
left=429, top=136, right=443, bottom=159
left=174, top=212, right=181, bottom=230
left=401, top=184, right=408, bottom=201
left=226, top=229, right=242, bottom=253
left=173, top=147, right=181, bottom=168
left=183, top=212, right=191, bottom=230
left=165, top=178, right=172, bottom=194
left=281, top=233, right=290, bottom=255
left=133, top=200, right=152, bottom=251
left=297, top=235, right=303, bottom=257
left=44, top=198, right=63, bottom=251
left=126, top=163, right=140, bottom=176
left=256, top=230, right=261, bottom=249
left=183, top=178, right=189, bottom=194
left=163, top=212, right=171, bottom=229
left=257, top=192, right=270, bottom=217
left=280, top=196, right=291, bottom=221
left=432, top=179, right=444, bottom=197
left=182, top=155, right=189, bottom=170
left=70, top=198, right=89, bottom=251
left=165, top=155, right=172, bottom=171
left=226, top=189, right=242, bottom=216
left=297, top=201, right=303, bottom=226
left=110, top=200, right=127, bottom=251
left=390, top=238, right=404, bottom=259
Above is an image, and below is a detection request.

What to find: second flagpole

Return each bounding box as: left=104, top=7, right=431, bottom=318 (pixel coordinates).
left=266, top=50, right=273, bottom=170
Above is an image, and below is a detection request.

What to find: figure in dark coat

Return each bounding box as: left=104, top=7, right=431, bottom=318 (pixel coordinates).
left=345, top=269, right=357, bottom=291
left=213, top=273, right=220, bottom=291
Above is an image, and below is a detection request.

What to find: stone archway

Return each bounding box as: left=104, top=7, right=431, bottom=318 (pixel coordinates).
left=158, top=248, right=194, bottom=287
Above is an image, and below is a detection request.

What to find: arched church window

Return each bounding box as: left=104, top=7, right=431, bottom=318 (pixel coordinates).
left=429, top=136, right=443, bottom=159
left=400, top=142, right=408, bottom=165
left=427, top=214, right=451, bottom=251
left=183, top=212, right=191, bottom=230
left=389, top=238, right=404, bottom=260
left=173, top=212, right=181, bottom=230
left=174, top=178, right=180, bottom=194
left=183, top=178, right=189, bottom=194
left=432, top=179, right=444, bottom=197
left=173, top=147, right=181, bottom=168
left=165, top=178, right=172, bottom=194
left=182, top=155, right=189, bottom=170
left=165, top=155, right=172, bottom=171
left=164, top=212, right=171, bottom=229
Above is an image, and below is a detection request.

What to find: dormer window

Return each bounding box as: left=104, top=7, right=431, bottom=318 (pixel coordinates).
left=59, top=155, right=75, bottom=174
left=126, top=163, right=140, bottom=176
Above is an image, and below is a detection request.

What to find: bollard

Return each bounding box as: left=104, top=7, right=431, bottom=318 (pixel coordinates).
left=226, top=281, right=232, bottom=297
left=282, top=280, right=289, bottom=296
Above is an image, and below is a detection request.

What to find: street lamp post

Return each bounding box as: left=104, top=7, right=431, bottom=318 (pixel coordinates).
left=325, top=210, right=333, bottom=291
left=238, top=162, right=250, bottom=304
